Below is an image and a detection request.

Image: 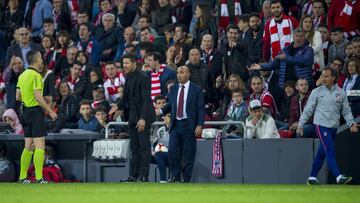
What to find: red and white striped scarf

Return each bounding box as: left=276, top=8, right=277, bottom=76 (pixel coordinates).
left=68, top=0, right=79, bottom=25
left=313, top=15, right=325, bottom=30
left=219, top=0, right=242, bottom=30
left=269, top=16, right=293, bottom=59
left=151, top=64, right=166, bottom=101
left=48, top=48, right=67, bottom=70
left=66, top=75, right=80, bottom=92
left=339, top=0, right=357, bottom=36
left=77, top=41, right=93, bottom=56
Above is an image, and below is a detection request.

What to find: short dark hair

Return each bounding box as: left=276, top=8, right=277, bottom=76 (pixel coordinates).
left=238, top=14, right=249, bottom=23
left=163, top=24, right=175, bottom=33
left=284, top=81, right=296, bottom=89
left=148, top=51, right=163, bottom=63
left=26, top=50, right=40, bottom=65
left=318, top=24, right=328, bottom=30
left=227, top=24, right=240, bottom=33
left=154, top=95, right=166, bottom=103
left=248, top=12, right=260, bottom=19
left=43, top=18, right=54, bottom=24
left=331, top=27, right=343, bottom=33
left=79, top=99, right=91, bottom=107
left=175, top=23, right=188, bottom=34
left=77, top=9, right=89, bottom=16
left=139, top=14, right=152, bottom=24
left=250, top=74, right=263, bottom=84
left=140, top=27, right=151, bottom=33
left=122, top=53, right=137, bottom=63
left=139, top=41, right=154, bottom=52
left=72, top=60, right=83, bottom=67
left=78, top=23, right=90, bottom=31
left=105, top=61, right=115, bottom=66
left=232, top=88, right=244, bottom=96
left=331, top=57, right=344, bottom=65
left=270, top=0, right=282, bottom=6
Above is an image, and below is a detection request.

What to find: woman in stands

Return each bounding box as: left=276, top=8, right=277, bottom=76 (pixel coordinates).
left=193, top=3, right=218, bottom=48
left=343, top=57, right=360, bottom=118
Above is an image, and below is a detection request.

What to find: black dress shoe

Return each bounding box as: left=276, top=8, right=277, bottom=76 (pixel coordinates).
left=120, top=176, right=137, bottom=182
left=167, top=176, right=181, bottom=183
left=137, top=176, right=149, bottom=182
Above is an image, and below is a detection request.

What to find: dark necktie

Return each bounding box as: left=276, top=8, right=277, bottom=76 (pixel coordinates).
left=177, top=85, right=185, bottom=118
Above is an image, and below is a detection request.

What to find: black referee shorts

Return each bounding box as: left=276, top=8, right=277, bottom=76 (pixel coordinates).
left=22, top=106, right=47, bottom=138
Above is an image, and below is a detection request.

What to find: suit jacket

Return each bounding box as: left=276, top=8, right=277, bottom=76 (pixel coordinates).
left=5, top=43, right=42, bottom=68
left=122, top=69, right=156, bottom=126
left=162, top=82, right=205, bottom=133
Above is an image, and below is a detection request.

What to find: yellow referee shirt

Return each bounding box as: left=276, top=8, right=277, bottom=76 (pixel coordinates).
left=16, top=67, right=43, bottom=107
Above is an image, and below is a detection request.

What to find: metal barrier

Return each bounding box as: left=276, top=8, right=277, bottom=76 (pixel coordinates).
left=105, top=121, right=246, bottom=139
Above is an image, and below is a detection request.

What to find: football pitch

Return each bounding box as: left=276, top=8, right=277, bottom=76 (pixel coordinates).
left=0, top=183, right=359, bottom=203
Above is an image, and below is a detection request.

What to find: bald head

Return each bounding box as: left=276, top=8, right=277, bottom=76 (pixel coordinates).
left=177, top=66, right=190, bottom=84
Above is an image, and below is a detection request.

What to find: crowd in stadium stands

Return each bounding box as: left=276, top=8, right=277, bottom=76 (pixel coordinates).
left=0, top=0, right=359, bottom=140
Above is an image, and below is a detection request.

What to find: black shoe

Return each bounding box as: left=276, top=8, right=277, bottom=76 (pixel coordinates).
left=167, top=176, right=181, bottom=183
left=337, top=175, right=352, bottom=184
left=18, top=178, right=32, bottom=184
left=36, top=178, right=49, bottom=184
left=307, top=178, right=321, bottom=185
left=137, top=176, right=149, bottom=182
left=120, top=176, right=137, bottom=183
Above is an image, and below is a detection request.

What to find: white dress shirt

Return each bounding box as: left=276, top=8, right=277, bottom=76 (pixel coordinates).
left=176, top=81, right=190, bottom=120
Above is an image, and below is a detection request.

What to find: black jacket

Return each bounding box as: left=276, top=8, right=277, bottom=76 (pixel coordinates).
left=221, top=39, right=249, bottom=81
left=95, top=25, right=124, bottom=61
left=5, top=43, right=42, bottom=68
left=122, top=69, right=155, bottom=126
left=194, top=19, right=218, bottom=48
left=188, top=62, right=214, bottom=104
left=243, top=29, right=263, bottom=65
left=112, top=4, right=136, bottom=29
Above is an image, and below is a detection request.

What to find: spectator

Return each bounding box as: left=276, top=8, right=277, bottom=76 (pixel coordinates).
left=3, top=56, right=24, bottom=109
left=151, top=0, right=172, bottom=35
left=2, top=108, right=24, bottom=134
left=54, top=80, right=80, bottom=132
left=103, top=61, right=125, bottom=103
left=70, top=10, right=94, bottom=42
left=248, top=75, right=278, bottom=118
left=187, top=48, right=214, bottom=109
left=41, top=35, right=55, bottom=66
left=328, top=27, right=349, bottom=64
left=112, top=0, right=136, bottom=29
left=75, top=51, right=92, bottom=79
left=146, top=51, right=177, bottom=100
left=55, top=46, right=78, bottom=78
left=5, top=27, right=42, bottom=68
left=51, top=0, right=72, bottom=33
left=262, top=0, right=298, bottom=62
left=300, top=15, right=325, bottom=74
left=0, top=142, right=16, bottom=182
left=328, top=57, right=346, bottom=87
left=65, top=61, right=87, bottom=100
left=343, top=57, right=360, bottom=118
left=94, top=106, right=108, bottom=134
left=223, top=88, right=249, bottom=137
left=48, top=30, right=71, bottom=70
left=136, top=14, right=159, bottom=37
left=0, top=0, right=24, bottom=47
left=251, top=28, right=314, bottom=90
left=41, top=65, right=56, bottom=102
left=131, top=0, right=157, bottom=31
left=95, top=13, right=124, bottom=62
left=154, top=95, right=167, bottom=121
left=317, top=24, right=330, bottom=65
left=165, top=45, right=177, bottom=70
left=78, top=99, right=100, bottom=132
left=312, top=0, right=326, bottom=30
left=93, top=0, right=112, bottom=26
left=163, top=24, right=175, bottom=48
left=66, top=0, right=80, bottom=26
left=244, top=12, right=263, bottom=66
left=277, top=81, right=296, bottom=128
left=114, top=27, right=136, bottom=61
left=91, top=84, right=110, bottom=112
left=289, top=78, right=315, bottom=138
left=193, top=3, right=218, bottom=48
left=170, top=0, right=192, bottom=28
left=237, top=14, right=249, bottom=41
left=200, top=34, right=222, bottom=79
left=24, top=0, right=53, bottom=38
left=245, top=99, right=280, bottom=139
left=221, top=25, right=248, bottom=81
left=76, top=23, right=101, bottom=66
left=352, top=37, right=360, bottom=57
left=328, top=0, right=360, bottom=39
left=152, top=113, right=171, bottom=183
left=260, top=0, right=272, bottom=27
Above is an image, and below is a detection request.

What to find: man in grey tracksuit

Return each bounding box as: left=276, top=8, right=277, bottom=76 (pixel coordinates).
left=297, top=68, right=359, bottom=185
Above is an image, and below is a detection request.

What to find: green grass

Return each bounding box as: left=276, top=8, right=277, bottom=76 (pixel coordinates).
left=0, top=183, right=359, bottom=203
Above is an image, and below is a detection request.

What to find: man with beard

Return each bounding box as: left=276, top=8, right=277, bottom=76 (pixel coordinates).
left=262, top=0, right=298, bottom=62
left=244, top=12, right=263, bottom=66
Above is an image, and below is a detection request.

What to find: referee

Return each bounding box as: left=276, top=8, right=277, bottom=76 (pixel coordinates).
left=16, top=50, right=57, bottom=184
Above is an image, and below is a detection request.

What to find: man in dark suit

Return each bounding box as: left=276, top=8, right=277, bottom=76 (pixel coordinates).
left=121, top=53, right=155, bottom=182
left=157, top=66, right=205, bottom=183
left=5, top=27, right=42, bottom=68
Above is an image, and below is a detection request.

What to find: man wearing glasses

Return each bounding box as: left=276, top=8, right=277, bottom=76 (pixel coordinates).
left=5, top=27, right=42, bottom=68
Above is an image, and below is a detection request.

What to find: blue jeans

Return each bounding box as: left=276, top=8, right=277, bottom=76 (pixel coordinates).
left=154, top=152, right=169, bottom=181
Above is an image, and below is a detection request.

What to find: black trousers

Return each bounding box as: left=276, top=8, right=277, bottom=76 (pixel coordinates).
left=128, top=122, right=151, bottom=178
